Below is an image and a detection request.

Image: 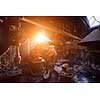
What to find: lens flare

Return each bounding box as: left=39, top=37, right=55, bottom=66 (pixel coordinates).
left=34, top=33, right=50, bottom=44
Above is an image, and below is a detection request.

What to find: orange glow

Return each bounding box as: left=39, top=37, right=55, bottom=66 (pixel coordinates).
left=34, top=32, right=50, bottom=44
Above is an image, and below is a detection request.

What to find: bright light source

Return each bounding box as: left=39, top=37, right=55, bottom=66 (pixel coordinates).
left=87, top=16, right=100, bottom=27
left=34, top=32, right=50, bottom=44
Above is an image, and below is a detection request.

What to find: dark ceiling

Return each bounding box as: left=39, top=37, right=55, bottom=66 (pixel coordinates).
left=0, top=16, right=90, bottom=55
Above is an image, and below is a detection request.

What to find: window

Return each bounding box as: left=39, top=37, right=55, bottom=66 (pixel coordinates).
left=87, top=16, right=100, bottom=28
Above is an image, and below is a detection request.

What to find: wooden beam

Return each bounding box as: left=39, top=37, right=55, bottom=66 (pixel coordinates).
left=20, top=17, right=81, bottom=41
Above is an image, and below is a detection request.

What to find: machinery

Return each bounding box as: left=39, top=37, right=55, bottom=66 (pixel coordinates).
left=0, top=16, right=90, bottom=82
